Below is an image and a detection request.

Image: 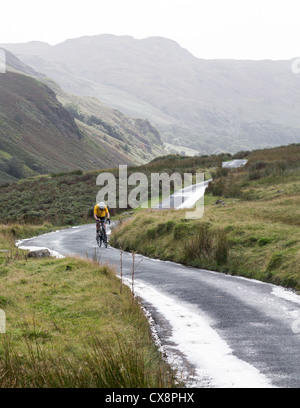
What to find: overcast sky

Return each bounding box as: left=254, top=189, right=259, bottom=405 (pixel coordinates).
left=1, top=0, right=300, bottom=60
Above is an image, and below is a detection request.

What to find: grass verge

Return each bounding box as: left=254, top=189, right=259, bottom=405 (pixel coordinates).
left=0, top=227, right=178, bottom=388
left=110, top=201, right=300, bottom=291
left=110, top=144, right=300, bottom=291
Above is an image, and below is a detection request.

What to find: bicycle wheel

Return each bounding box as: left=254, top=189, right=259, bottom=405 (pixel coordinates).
left=96, top=233, right=102, bottom=247
left=103, top=230, right=108, bottom=248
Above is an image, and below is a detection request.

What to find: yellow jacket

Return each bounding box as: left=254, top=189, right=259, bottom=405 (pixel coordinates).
left=94, top=204, right=109, bottom=218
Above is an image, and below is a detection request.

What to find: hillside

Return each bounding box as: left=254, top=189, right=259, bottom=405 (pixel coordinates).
left=0, top=225, right=176, bottom=388
left=0, top=151, right=230, bottom=225
left=110, top=143, right=300, bottom=291
left=2, top=35, right=300, bottom=154
left=1, top=143, right=300, bottom=290
left=0, top=48, right=165, bottom=184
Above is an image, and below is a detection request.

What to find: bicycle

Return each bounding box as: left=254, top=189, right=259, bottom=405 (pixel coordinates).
left=96, top=219, right=108, bottom=248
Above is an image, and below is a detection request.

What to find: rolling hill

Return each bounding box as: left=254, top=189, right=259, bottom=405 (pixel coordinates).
left=2, top=35, right=300, bottom=154
left=0, top=48, right=165, bottom=184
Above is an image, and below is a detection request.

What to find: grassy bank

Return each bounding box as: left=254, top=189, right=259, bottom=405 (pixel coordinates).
left=0, top=153, right=230, bottom=225
left=110, top=203, right=300, bottom=290
left=0, top=227, right=178, bottom=388
left=0, top=223, right=56, bottom=249
left=110, top=145, right=300, bottom=291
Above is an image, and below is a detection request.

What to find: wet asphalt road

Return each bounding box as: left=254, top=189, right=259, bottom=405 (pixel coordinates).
left=18, top=223, right=300, bottom=388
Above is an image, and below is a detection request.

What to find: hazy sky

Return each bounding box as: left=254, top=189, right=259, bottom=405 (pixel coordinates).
left=1, top=0, right=300, bottom=60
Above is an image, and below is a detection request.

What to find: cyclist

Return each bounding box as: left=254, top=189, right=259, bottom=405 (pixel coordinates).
left=94, top=201, right=110, bottom=237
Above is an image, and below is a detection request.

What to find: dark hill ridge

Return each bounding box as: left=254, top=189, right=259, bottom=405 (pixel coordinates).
left=0, top=49, right=165, bottom=184
left=0, top=71, right=86, bottom=178
left=2, top=35, right=300, bottom=154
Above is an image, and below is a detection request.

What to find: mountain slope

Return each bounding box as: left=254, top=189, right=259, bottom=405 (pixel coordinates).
left=0, top=70, right=86, bottom=180
left=3, top=35, right=300, bottom=154
left=44, top=78, right=165, bottom=165
left=0, top=48, right=165, bottom=184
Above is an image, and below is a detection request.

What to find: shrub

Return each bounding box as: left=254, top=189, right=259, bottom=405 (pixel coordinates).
left=248, top=171, right=262, bottom=181
left=147, top=227, right=158, bottom=239
left=207, top=180, right=225, bottom=196
left=211, top=167, right=229, bottom=178
left=248, top=236, right=258, bottom=244
left=145, top=221, right=176, bottom=240
left=183, top=224, right=213, bottom=260
left=248, top=161, right=267, bottom=171
left=183, top=225, right=229, bottom=265
left=281, top=274, right=299, bottom=289
left=158, top=221, right=175, bottom=234
left=215, top=231, right=229, bottom=265
left=284, top=240, right=298, bottom=248
left=267, top=252, right=285, bottom=271
left=173, top=223, right=190, bottom=240
left=166, top=220, right=175, bottom=232
left=258, top=237, right=272, bottom=246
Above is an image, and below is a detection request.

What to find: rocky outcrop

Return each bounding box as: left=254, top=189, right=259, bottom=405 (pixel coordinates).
left=27, top=249, right=51, bottom=258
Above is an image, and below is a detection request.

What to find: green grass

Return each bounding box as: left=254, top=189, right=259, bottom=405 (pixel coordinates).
left=0, top=153, right=223, bottom=225
left=0, top=223, right=56, bottom=249
left=110, top=144, right=300, bottom=291
left=2, top=142, right=300, bottom=289
left=1, top=143, right=300, bottom=386
left=110, top=203, right=300, bottom=291
left=0, top=227, right=179, bottom=388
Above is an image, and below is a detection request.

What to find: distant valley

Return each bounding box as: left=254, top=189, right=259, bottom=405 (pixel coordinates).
left=2, top=34, right=300, bottom=154
left=0, top=48, right=165, bottom=184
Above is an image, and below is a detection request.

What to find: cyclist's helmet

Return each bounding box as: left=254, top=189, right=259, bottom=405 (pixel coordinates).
left=98, top=202, right=106, bottom=209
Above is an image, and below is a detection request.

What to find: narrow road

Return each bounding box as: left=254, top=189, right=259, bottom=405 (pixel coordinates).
left=153, top=179, right=212, bottom=209
left=18, top=224, right=300, bottom=388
